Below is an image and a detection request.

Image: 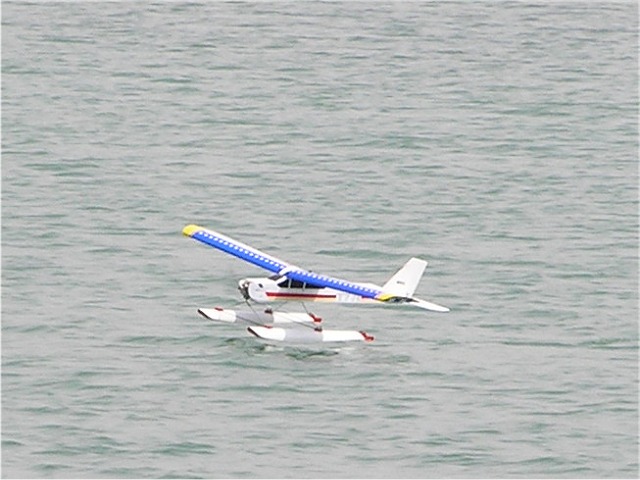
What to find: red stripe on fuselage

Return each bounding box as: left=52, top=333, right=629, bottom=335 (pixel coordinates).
left=265, top=292, right=337, bottom=300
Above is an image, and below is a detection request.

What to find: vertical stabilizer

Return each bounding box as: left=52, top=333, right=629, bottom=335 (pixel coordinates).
left=382, top=258, right=427, bottom=298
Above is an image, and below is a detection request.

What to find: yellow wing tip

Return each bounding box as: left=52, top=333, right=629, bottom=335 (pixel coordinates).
left=182, top=224, right=202, bottom=237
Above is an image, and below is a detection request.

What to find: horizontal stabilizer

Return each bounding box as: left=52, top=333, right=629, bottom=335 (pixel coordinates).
left=408, top=297, right=450, bottom=313
left=375, top=294, right=450, bottom=312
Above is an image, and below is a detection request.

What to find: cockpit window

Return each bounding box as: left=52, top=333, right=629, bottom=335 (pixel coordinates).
left=276, top=278, right=323, bottom=289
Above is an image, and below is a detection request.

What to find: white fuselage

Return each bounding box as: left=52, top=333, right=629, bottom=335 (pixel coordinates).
left=238, top=276, right=377, bottom=305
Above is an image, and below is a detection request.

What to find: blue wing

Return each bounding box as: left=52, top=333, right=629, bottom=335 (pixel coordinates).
left=183, top=224, right=289, bottom=274
left=183, top=224, right=383, bottom=299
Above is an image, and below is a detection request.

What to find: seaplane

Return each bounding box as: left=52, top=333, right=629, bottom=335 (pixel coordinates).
left=183, top=224, right=449, bottom=344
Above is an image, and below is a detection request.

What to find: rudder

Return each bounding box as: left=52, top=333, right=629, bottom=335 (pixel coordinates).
left=382, top=257, right=427, bottom=298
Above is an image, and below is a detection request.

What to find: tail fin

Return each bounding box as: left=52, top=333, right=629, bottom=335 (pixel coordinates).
left=382, top=258, right=427, bottom=298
